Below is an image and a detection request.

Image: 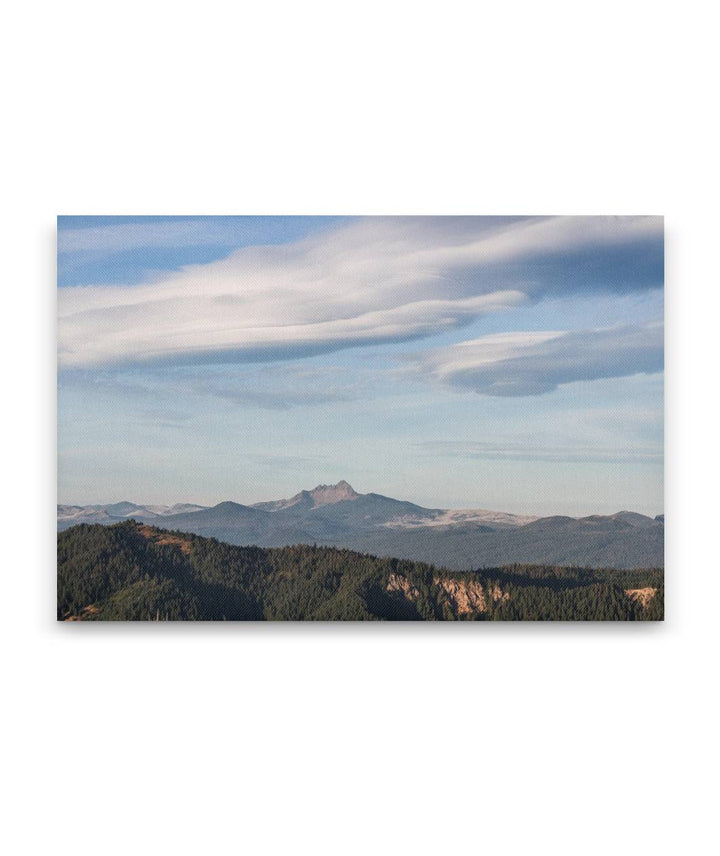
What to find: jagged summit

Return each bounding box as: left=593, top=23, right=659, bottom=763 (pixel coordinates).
left=308, top=480, right=359, bottom=506
left=252, top=480, right=361, bottom=512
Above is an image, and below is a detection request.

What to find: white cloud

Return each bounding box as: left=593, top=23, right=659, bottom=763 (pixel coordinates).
left=415, top=322, right=664, bottom=396
left=58, top=216, right=662, bottom=369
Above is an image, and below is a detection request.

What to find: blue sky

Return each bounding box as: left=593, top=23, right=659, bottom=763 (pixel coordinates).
left=57, top=215, right=663, bottom=515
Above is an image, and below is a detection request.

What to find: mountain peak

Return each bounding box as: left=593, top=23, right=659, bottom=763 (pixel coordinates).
left=308, top=480, right=359, bottom=506
left=251, top=480, right=360, bottom=512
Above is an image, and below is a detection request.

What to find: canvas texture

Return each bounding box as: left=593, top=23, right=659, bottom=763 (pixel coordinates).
left=57, top=216, right=664, bottom=621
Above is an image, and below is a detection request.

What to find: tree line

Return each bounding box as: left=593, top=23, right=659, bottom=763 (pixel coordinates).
left=57, top=521, right=663, bottom=621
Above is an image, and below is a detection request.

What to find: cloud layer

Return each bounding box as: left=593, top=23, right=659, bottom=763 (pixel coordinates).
left=58, top=216, right=663, bottom=369
left=415, top=323, right=664, bottom=396
left=414, top=440, right=662, bottom=465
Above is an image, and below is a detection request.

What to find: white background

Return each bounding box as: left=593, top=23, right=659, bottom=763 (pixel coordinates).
left=2, top=1, right=718, bottom=854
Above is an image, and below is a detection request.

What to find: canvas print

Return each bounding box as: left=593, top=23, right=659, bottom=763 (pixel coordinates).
left=57, top=216, right=664, bottom=621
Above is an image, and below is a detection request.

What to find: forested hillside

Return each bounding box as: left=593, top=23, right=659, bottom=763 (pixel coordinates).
left=57, top=521, right=663, bottom=621
left=57, top=482, right=665, bottom=571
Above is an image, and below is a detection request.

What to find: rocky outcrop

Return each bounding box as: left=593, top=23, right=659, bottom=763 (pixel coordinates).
left=138, top=524, right=192, bottom=555
left=386, top=573, right=420, bottom=600
left=386, top=572, right=509, bottom=616
left=625, top=587, right=658, bottom=608
left=434, top=577, right=487, bottom=615
left=433, top=577, right=510, bottom=615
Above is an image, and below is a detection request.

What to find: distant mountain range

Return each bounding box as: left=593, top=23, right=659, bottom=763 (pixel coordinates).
left=57, top=480, right=664, bottom=570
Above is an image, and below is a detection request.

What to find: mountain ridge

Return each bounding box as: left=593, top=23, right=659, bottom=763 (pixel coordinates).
left=57, top=520, right=664, bottom=621
left=57, top=480, right=663, bottom=570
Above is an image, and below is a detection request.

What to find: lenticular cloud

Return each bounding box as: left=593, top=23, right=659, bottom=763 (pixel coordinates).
left=416, top=323, right=664, bottom=396
left=57, top=215, right=662, bottom=369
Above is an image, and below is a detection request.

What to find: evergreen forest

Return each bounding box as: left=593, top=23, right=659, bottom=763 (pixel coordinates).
left=57, top=521, right=664, bottom=621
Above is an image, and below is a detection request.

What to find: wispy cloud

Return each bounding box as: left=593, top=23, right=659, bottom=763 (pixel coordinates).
left=415, top=439, right=662, bottom=464
left=186, top=380, right=355, bottom=411
left=58, top=218, right=246, bottom=254
left=414, top=322, right=663, bottom=396
left=57, top=216, right=344, bottom=255
left=59, top=364, right=364, bottom=412
left=58, top=216, right=662, bottom=370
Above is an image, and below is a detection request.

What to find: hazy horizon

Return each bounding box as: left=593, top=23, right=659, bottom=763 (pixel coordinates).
left=57, top=475, right=663, bottom=519
left=58, top=216, right=663, bottom=518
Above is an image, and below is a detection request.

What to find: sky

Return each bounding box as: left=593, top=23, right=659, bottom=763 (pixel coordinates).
left=57, top=215, right=664, bottom=516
